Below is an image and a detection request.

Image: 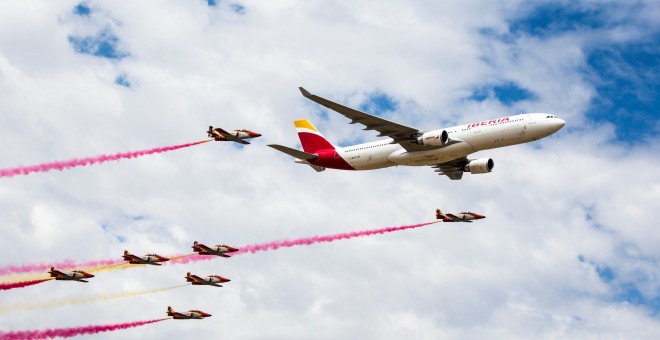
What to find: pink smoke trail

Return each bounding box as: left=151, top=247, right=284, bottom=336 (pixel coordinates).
left=0, top=221, right=438, bottom=276
left=0, top=258, right=124, bottom=276
left=0, top=140, right=210, bottom=179
left=0, top=318, right=168, bottom=340
left=171, top=221, right=438, bottom=265
left=0, top=279, right=51, bottom=291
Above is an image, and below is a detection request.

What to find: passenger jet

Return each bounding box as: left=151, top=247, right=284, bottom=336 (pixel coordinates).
left=269, top=87, right=565, bottom=179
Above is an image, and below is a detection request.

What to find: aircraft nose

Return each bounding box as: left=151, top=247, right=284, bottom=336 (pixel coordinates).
left=553, top=118, right=565, bottom=131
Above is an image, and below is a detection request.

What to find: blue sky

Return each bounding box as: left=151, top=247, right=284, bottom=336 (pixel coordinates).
left=505, top=2, right=659, bottom=142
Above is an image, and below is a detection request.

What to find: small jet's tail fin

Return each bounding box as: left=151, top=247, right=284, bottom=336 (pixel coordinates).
left=294, top=119, right=334, bottom=153
left=436, top=209, right=443, bottom=219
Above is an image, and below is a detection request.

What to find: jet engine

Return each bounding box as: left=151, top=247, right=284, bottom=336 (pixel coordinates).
left=415, top=130, right=449, bottom=146
left=463, top=158, right=494, bottom=174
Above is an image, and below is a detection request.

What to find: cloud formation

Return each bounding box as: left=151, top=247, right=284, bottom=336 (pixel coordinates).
left=0, top=1, right=658, bottom=339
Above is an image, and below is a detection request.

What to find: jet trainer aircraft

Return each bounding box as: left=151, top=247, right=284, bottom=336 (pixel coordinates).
left=122, top=251, right=170, bottom=265
left=436, top=209, right=485, bottom=222
left=192, top=241, right=239, bottom=257
left=167, top=306, right=212, bottom=319
left=269, top=87, right=565, bottom=180
left=48, top=267, right=95, bottom=283
left=185, top=272, right=231, bottom=287
left=207, top=126, right=262, bottom=145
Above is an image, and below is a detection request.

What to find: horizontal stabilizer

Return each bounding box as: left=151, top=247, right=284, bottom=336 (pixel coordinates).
left=268, top=144, right=318, bottom=162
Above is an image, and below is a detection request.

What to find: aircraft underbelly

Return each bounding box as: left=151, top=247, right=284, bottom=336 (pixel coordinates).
left=388, top=142, right=475, bottom=166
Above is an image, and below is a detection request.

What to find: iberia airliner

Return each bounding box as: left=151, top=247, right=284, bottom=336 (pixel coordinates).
left=269, top=87, right=565, bottom=180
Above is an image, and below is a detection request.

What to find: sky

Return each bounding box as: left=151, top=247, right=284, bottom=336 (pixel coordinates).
left=0, top=0, right=658, bottom=339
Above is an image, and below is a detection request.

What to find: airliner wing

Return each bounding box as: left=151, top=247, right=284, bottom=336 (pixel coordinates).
left=431, top=157, right=468, bottom=180
left=299, top=87, right=433, bottom=151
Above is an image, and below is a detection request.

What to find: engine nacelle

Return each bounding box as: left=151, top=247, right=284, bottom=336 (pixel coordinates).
left=416, top=130, right=449, bottom=146
left=463, top=158, right=494, bottom=174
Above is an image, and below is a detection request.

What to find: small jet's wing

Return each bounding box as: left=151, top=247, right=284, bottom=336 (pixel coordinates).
left=268, top=144, right=319, bottom=162
left=445, top=214, right=460, bottom=220
left=189, top=275, right=205, bottom=284
left=214, top=128, right=250, bottom=144
left=299, top=87, right=435, bottom=152
left=197, top=244, right=213, bottom=253
left=219, top=253, right=231, bottom=258
left=431, top=157, right=468, bottom=180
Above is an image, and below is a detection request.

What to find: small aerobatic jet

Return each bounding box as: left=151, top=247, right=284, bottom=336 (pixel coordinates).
left=122, top=250, right=170, bottom=265
left=436, top=209, right=486, bottom=222
left=207, top=126, right=262, bottom=145
left=48, top=267, right=95, bottom=283
left=167, top=306, right=212, bottom=320
left=192, top=241, right=239, bottom=257
left=185, top=272, right=231, bottom=287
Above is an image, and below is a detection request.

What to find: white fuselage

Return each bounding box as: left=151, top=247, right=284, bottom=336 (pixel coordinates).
left=337, top=113, right=564, bottom=169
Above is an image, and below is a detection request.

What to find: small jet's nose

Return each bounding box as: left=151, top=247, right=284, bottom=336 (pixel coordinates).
left=87, top=274, right=95, bottom=278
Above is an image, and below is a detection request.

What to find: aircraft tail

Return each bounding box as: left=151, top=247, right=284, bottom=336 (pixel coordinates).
left=294, top=119, right=335, bottom=153
left=436, top=209, right=444, bottom=219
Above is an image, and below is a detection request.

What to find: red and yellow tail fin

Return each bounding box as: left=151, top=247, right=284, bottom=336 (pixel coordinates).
left=294, top=119, right=334, bottom=153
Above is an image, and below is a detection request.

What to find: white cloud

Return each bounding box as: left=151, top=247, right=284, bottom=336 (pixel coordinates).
left=0, top=0, right=658, bottom=339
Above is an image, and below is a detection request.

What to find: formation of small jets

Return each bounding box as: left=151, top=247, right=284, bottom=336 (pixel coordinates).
left=48, top=267, right=95, bottom=283
left=44, top=241, right=238, bottom=319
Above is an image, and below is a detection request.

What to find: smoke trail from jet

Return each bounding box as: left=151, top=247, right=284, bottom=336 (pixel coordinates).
left=0, top=140, right=210, bottom=179
left=0, top=258, right=125, bottom=276
left=0, top=284, right=187, bottom=313
left=0, top=318, right=168, bottom=340
left=0, top=278, right=52, bottom=291
left=172, top=221, right=439, bottom=265
left=0, top=221, right=438, bottom=277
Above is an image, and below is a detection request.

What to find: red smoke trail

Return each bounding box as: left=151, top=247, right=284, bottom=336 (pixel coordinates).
left=0, top=318, right=168, bottom=340
left=171, top=221, right=438, bottom=265
left=0, top=258, right=124, bottom=276
left=0, top=140, right=210, bottom=179
left=0, top=279, right=51, bottom=291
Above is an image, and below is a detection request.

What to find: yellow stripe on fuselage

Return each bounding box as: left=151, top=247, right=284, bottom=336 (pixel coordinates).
left=294, top=119, right=319, bottom=132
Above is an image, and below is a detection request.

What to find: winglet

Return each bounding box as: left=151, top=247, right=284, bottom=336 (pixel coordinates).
left=299, top=87, right=312, bottom=98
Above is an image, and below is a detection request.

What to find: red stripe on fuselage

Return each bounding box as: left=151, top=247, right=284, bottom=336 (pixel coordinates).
left=311, top=149, right=355, bottom=170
